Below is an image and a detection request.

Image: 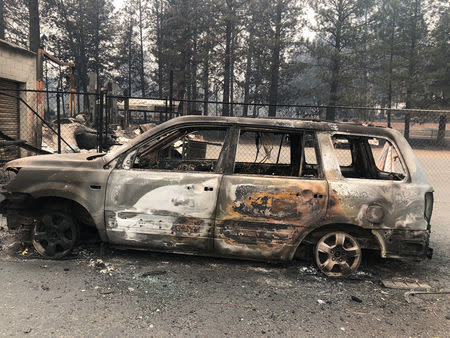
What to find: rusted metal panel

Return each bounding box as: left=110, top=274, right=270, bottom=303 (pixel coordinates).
left=105, top=170, right=222, bottom=254
left=214, top=175, right=328, bottom=261
left=0, top=78, right=20, bottom=161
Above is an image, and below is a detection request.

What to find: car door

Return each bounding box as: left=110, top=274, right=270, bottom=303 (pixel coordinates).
left=105, top=126, right=230, bottom=255
left=214, top=128, right=328, bottom=261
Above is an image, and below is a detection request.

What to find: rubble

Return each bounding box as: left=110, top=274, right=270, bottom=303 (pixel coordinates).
left=381, top=278, right=431, bottom=290
left=88, top=258, right=116, bottom=274
left=42, top=122, right=80, bottom=153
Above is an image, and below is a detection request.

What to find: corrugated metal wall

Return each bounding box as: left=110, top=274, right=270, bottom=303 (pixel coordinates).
left=0, top=79, right=20, bottom=161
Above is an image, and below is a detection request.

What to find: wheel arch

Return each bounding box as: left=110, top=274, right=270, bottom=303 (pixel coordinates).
left=32, top=196, right=97, bottom=231
left=290, top=223, right=384, bottom=260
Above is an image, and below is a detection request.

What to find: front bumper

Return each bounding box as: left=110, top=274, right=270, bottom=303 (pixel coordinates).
left=374, top=229, right=433, bottom=260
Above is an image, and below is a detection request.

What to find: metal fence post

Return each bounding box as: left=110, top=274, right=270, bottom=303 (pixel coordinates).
left=77, top=92, right=80, bottom=116
left=56, top=92, right=61, bottom=154
left=404, top=112, right=410, bottom=140
left=163, top=97, right=167, bottom=123
left=98, top=90, right=104, bottom=153
left=169, top=70, right=173, bottom=120
left=105, top=91, right=109, bottom=150
left=387, top=108, right=392, bottom=128
left=123, top=89, right=129, bottom=128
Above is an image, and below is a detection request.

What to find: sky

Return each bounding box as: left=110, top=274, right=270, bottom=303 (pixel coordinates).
left=113, top=0, right=124, bottom=9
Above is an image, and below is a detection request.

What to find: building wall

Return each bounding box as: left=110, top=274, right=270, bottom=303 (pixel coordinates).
left=0, top=39, right=38, bottom=155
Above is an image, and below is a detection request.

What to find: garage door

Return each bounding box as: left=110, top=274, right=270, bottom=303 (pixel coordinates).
left=0, top=78, right=20, bottom=162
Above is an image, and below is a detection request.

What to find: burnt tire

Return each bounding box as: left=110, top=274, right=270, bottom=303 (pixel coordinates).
left=314, top=231, right=362, bottom=277
left=32, top=209, right=78, bottom=259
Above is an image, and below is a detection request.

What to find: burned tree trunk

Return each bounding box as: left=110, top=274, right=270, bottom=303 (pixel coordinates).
left=243, top=30, right=254, bottom=117
left=138, top=0, right=146, bottom=97
left=386, top=13, right=397, bottom=128
left=268, top=1, right=282, bottom=117
left=437, top=114, right=447, bottom=146
left=222, top=9, right=232, bottom=117
left=28, top=0, right=40, bottom=53
left=155, top=0, right=164, bottom=97
left=0, top=0, right=5, bottom=40
left=403, top=0, right=421, bottom=141
left=230, top=30, right=236, bottom=117
left=202, top=51, right=209, bottom=116
left=128, top=18, right=133, bottom=95
left=326, top=19, right=341, bottom=122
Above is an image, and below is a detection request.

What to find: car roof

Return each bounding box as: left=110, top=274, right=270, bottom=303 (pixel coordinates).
left=159, top=115, right=393, bottom=135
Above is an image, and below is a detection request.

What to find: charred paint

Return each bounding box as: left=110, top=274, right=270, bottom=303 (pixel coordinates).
left=226, top=183, right=327, bottom=223
left=218, top=220, right=297, bottom=246
left=214, top=176, right=328, bottom=260
left=171, top=217, right=203, bottom=237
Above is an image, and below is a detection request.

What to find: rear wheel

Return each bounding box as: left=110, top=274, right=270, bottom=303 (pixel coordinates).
left=32, top=209, right=78, bottom=259
left=314, top=231, right=362, bottom=277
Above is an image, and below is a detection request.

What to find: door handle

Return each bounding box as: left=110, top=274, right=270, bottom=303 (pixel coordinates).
left=204, top=186, right=214, bottom=192
left=313, top=193, right=323, bottom=199
left=90, top=185, right=101, bottom=190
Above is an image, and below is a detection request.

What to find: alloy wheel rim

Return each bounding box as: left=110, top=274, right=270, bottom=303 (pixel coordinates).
left=315, top=232, right=361, bottom=277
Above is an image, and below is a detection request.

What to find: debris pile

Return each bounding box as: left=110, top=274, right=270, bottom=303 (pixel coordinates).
left=41, top=111, right=157, bottom=154
left=88, top=258, right=116, bottom=274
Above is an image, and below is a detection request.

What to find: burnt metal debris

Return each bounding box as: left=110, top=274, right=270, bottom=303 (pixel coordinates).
left=0, top=116, right=435, bottom=277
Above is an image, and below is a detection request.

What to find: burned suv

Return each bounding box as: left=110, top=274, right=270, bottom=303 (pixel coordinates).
left=0, top=116, right=434, bottom=277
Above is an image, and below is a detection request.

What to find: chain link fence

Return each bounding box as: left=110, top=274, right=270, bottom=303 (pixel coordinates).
left=0, top=89, right=449, bottom=200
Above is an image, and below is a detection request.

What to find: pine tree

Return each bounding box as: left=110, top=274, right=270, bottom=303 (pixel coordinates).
left=266, top=0, right=299, bottom=117
left=0, top=0, right=5, bottom=40
left=2, top=0, right=29, bottom=47
left=427, top=5, right=449, bottom=145
left=370, top=0, right=402, bottom=126
left=41, top=0, right=117, bottom=114
left=397, top=0, right=428, bottom=139
left=114, top=2, right=140, bottom=95
left=309, top=0, right=365, bottom=120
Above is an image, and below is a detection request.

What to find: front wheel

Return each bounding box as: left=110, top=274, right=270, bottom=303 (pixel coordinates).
left=314, top=231, right=362, bottom=277
left=32, top=209, right=78, bottom=259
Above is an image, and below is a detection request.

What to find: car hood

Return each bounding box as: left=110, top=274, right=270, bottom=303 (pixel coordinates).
left=4, top=153, right=107, bottom=170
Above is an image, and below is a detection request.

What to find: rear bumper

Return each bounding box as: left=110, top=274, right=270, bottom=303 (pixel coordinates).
left=373, top=229, right=432, bottom=260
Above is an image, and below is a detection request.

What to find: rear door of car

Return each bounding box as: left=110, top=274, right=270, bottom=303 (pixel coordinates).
left=214, top=127, right=328, bottom=261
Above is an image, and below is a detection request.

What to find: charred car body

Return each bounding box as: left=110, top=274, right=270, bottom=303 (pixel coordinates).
left=0, top=116, right=434, bottom=276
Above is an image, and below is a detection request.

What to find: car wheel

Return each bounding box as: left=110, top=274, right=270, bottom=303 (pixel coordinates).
left=32, top=209, right=78, bottom=259
left=314, top=231, right=362, bottom=277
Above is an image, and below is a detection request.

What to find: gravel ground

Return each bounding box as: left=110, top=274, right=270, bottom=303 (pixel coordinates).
left=0, top=152, right=449, bottom=337
left=0, top=218, right=448, bottom=337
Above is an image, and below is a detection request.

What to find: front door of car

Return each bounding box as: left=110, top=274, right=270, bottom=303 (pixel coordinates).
left=105, top=127, right=229, bottom=255
left=214, top=129, right=328, bottom=261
